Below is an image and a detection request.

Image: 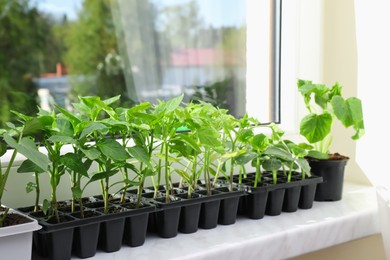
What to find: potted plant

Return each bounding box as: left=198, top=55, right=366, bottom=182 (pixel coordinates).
left=0, top=119, right=42, bottom=260
left=297, top=79, right=364, bottom=201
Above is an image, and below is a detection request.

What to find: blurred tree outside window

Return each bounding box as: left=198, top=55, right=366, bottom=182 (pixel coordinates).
left=0, top=0, right=280, bottom=127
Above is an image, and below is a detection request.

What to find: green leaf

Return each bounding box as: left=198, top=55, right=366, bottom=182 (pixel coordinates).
left=296, top=158, right=311, bottom=176
left=23, top=118, right=45, bottom=136
left=300, top=113, right=332, bottom=143
left=238, top=129, right=254, bottom=143
left=103, top=95, right=121, bottom=106
left=42, top=199, right=50, bottom=215
left=26, top=182, right=37, bottom=193
left=80, top=122, right=109, bottom=139
left=17, top=159, right=45, bottom=174
left=346, top=97, right=365, bottom=140
left=198, top=127, right=221, bottom=147
left=307, top=150, right=329, bottom=159
left=141, top=168, right=156, bottom=177
left=235, top=151, right=257, bottom=165
left=262, top=157, right=282, bottom=171
left=60, top=153, right=88, bottom=177
left=175, top=169, right=191, bottom=184
left=54, top=118, right=74, bottom=137
left=88, top=170, right=118, bottom=184
left=48, top=135, right=76, bottom=145
left=127, top=146, right=152, bottom=169
left=10, top=110, right=32, bottom=122
left=264, top=146, right=294, bottom=162
left=97, top=139, right=130, bottom=161
left=173, top=133, right=201, bottom=153
left=80, top=147, right=101, bottom=160
left=164, top=94, right=184, bottom=114
left=331, top=96, right=354, bottom=127
left=4, top=135, right=49, bottom=171
left=54, top=104, right=81, bottom=127
left=251, top=134, right=269, bottom=151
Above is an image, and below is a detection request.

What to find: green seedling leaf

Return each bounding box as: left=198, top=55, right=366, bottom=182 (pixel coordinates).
left=331, top=96, right=354, bottom=127
left=54, top=104, right=81, bottom=127
left=54, top=118, right=74, bottom=137
left=80, top=122, right=109, bottom=139
left=5, top=122, right=16, bottom=130
left=173, top=133, right=201, bottom=153
left=251, top=133, right=269, bottom=151
left=103, top=95, right=121, bottom=106
left=26, top=182, right=37, bottom=193
left=296, top=158, right=311, bottom=176
left=300, top=113, right=332, bottom=143
left=307, top=150, right=329, bottom=159
left=175, top=169, right=191, bottom=184
left=18, top=159, right=45, bottom=174
left=346, top=97, right=365, bottom=140
left=198, top=127, right=221, bottom=147
left=80, top=147, right=101, bottom=160
left=88, top=170, right=118, bottom=184
left=264, top=146, right=294, bottom=162
left=142, top=168, right=156, bottom=177
left=128, top=146, right=153, bottom=169
left=235, top=151, right=257, bottom=165
left=10, top=110, right=32, bottom=122
left=23, top=118, right=45, bottom=136
left=42, top=199, right=50, bottom=215
left=237, top=129, right=254, bottom=143
left=262, top=157, right=282, bottom=171
left=97, top=139, right=130, bottom=161
left=4, top=135, right=49, bottom=171
left=164, top=94, right=184, bottom=114
left=48, top=135, right=76, bottom=145
left=60, top=153, right=88, bottom=177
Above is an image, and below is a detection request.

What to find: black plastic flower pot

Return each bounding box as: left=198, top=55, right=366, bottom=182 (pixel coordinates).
left=151, top=195, right=183, bottom=238
left=265, top=188, right=286, bottom=216
left=34, top=228, right=74, bottom=260
left=72, top=222, right=100, bottom=258
left=155, top=207, right=181, bottom=238
left=198, top=198, right=221, bottom=229
left=71, top=210, right=102, bottom=258
left=216, top=187, right=244, bottom=225
left=282, top=185, right=302, bottom=213
left=121, top=202, right=155, bottom=247
left=31, top=214, right=76, bottom=260
left=98, top=217, right=126, bottom=252
left=237, top=196, right=247, bottom=215
left=298, top=175, right=323, bottom=209
left=242, top=182, right=269, bottom=219
left=308, top=157, right=348, bottom=201
left=176, top=193, right=202, bottom=234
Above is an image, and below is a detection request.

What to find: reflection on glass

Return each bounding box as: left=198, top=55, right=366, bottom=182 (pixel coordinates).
left=0, top=0, right=278, bottom=127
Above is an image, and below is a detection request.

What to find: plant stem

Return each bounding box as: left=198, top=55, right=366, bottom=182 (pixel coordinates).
left=34, top=173, right=40, bottom=212
left=0, top=149, right=18, bottom=204
left=164, top=141, right=170, bottom=203
left=254, top=156, right=261, bottom=188
left=0, top=207, right=10, bottom=227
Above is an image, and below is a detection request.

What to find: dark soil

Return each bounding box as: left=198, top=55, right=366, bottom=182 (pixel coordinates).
left=306, top=152, right=349, bottom=161
left=2, top=213, right=33, bottom=227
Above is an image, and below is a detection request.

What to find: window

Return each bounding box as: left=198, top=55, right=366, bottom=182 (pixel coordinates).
left=0, top=0, right=281, bottom=127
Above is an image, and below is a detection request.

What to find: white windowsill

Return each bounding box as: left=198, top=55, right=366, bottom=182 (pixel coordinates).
left=76, top=182, right=379, bottom=260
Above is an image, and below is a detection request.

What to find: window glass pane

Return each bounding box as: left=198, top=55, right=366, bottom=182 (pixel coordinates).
left=0, top=0, right=280, bottom=127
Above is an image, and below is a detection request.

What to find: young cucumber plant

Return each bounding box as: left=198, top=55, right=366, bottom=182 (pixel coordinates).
left=298, top=79, right=364, bottom=155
